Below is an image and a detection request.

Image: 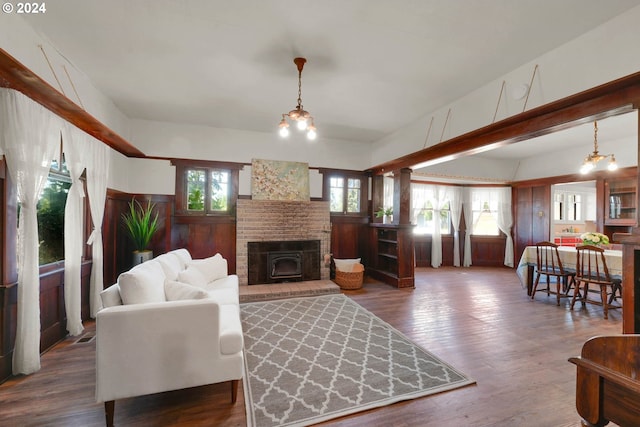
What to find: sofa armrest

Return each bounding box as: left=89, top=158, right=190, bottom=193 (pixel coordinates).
left=96, top=299, right=243, bottom=403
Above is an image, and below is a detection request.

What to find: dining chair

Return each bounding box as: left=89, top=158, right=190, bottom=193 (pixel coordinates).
left=531, top=241, right=576, bottom=305
left=570, top=244, right=622, bottom=319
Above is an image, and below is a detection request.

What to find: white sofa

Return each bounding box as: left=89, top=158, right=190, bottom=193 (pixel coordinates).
left=95, top=249, right=243, bottom=426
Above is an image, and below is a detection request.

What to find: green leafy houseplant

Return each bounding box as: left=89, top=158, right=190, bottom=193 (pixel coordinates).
left=122, top=199, right=159, bottom=252
left=375, top=207, right=393, bottom=218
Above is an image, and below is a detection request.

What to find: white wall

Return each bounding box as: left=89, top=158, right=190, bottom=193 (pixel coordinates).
left=127, top=119, right=371, bottom=195
left=371, top=5, right=640, bottom=175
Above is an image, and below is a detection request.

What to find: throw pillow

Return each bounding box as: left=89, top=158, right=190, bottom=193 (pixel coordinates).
left=164, top=280, right=209, bottom=301
left=187, top=253, right=228, bottom=283
left=155, top=253, right=183, bottom=281
left=170, top=248, right=192, bottom=269
left=334, top=257, right=362, bottom=272
left=100, top=284, right=122, bottom=308
left=118, top=261, right=167, bottom=305
left=176, top=266, right=208, bottom=289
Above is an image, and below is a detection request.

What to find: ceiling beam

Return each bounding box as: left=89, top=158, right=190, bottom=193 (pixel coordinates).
left=368, top=71, right=640, bottom=175
left=0, top=48, right=145, bottom=158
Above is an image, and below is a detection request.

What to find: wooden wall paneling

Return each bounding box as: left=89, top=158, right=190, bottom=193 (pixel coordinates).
left=0, top=161, right=17, bottom=382
left=39, top=267, right=66, bottom=352
left=80, top=262, right=92, bottom=321
left=414, top=236, right=456, bottom=267
left=414, top=235, right=431, bottom=267
left=173, top=217, right=236, bottom=272
left=513, top=187, right=530, bottom=261
left=471, top=236, right=507, bottom=266
left=532, top=185, right=550, bottom=244
left=329, top=216, right=369, bottom=261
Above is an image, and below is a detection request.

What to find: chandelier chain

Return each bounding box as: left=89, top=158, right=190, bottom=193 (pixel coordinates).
left=297, top=69, right=303, bottom=109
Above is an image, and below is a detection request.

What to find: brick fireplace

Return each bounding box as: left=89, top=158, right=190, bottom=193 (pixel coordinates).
left=236, top=199, right=330, bottom=286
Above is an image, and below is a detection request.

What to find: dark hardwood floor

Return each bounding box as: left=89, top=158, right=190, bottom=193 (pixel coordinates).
left=0, top=267, right=622, bottom=426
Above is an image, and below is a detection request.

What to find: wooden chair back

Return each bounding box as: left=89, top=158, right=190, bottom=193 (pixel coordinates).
left=534, top=241, right=565, bottom=274
left=575, top=244, right=612, bottom=285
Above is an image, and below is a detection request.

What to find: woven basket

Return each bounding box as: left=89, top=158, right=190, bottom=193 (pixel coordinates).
left=334, top=263, right=364, bottom=290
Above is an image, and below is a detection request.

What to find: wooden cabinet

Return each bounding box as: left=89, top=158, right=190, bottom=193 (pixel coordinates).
left=605, top=177, right=637, bottom=226
left=368, top=224, right=414, bottom=288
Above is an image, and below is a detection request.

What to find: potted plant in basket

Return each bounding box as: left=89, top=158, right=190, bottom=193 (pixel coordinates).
left=375, top=207, right=393, bottom=224
left=122, top=198, right=159, bottom=266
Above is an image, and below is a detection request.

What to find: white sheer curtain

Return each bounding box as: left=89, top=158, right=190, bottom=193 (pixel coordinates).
left=61, top=124, right=88, bottom=336
left=430, top=185, right=449, bottom=268
left=449, top=186, right=463, bottom=267
left=495, top=187, right=514, bottom=267
left=0, top=89, right=61, bottom=375
left=86, top=139, right=110, bottom=317
left=462, top=187, right=473, bottom=267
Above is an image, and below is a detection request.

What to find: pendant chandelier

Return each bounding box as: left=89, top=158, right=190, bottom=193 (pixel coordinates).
left=278, top=57, right=317, bottom=140
left=580, top=120, right=617, bottom=174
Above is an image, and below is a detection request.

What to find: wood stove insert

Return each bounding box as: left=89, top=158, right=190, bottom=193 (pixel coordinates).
left=247, top=240, right=320, bottom=284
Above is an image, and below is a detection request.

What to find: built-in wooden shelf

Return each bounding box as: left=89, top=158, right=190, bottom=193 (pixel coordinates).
left=368, top=223, right=414, bottom=288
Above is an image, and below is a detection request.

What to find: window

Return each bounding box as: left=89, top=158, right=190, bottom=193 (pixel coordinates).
left=325, top=172, right=367, bottom=215
left=37, top=163, right=71, bottom=265
left=185, top=168, right=230, bottom=213
left=470, top=191, right=500, bottom=236
left=553, top=191, right=584, bottom=221
left=411, top=183, right=452, bottom=235
left=414, top=200, right=451, bottom=234
left=173, top=160, right=239, bottom=216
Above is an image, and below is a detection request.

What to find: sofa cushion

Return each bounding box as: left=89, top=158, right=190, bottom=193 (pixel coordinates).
left=176, top=267, right=208, bottom=289
left=100, top=284, right=122, bottom=308
left=118, top=260, right=167, bottom=305
left=219, top=304, right=243, bottom=355
left=155, top=253, right=183, bottom=281
left=169, top=248, right=192, bottom=269
left=187, top=253, right=228, bottom=282
left=164, top=280, right=209, bottom=301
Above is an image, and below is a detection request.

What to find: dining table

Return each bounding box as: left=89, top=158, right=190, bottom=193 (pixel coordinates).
left=516, top=245, right=623, bottom=295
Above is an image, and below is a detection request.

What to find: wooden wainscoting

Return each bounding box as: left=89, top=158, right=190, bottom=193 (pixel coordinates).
left=330, top=215, right=369, bottom=260
left=0, top=261, right=92, bottom=383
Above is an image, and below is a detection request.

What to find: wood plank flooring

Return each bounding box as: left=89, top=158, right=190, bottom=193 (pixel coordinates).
left=0, top=267, right=623, bottom=426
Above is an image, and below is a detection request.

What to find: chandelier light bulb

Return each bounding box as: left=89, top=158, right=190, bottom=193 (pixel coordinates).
left=580, top=161, right=594, bottom=174
left=297, top=118, right=308, bottom=130
left=608, top=156, right=618, bottom=171
left=279, top=126, right=290, bottom=137
left=307, top=127, right=317, bottom=140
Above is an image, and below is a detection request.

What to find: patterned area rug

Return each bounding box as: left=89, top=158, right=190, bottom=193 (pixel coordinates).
left=240, top=294, right=475, bottom=427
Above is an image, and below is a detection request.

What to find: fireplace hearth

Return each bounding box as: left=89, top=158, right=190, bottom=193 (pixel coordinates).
left=248, top=240, right=320, bottom=285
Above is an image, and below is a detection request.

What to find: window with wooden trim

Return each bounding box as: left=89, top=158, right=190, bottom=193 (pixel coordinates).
left=173, top=160, right=240, bottom=216
left=322, top=170, right=368, bottom=215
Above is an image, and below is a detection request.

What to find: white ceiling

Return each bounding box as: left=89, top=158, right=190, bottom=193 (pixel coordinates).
left=21, top=0, right=640, bottom=158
